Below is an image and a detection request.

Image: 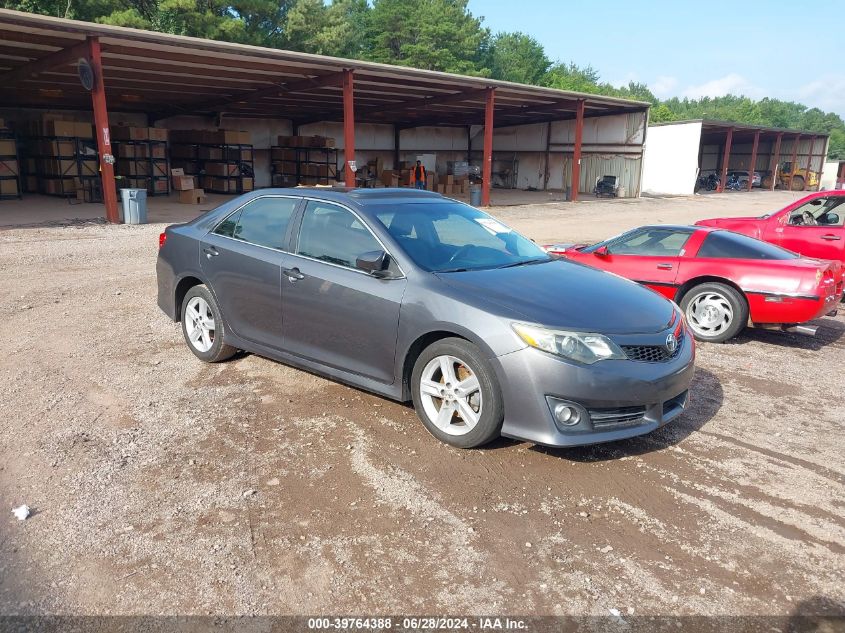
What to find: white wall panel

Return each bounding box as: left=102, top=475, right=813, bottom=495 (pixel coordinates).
left=641, top=121, right=702, bottom=196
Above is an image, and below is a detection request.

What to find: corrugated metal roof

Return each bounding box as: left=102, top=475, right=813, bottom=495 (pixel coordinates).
left=0, top=9, right=649, bottom=128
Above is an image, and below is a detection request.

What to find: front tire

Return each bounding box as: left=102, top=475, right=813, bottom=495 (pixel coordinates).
left=680, top=282, right=748, bottom=343
left=411, top=338, right=504, bottom=448
left=181, top=285, right=237, bottom=362
left=791, top=175, right=806, bottom=191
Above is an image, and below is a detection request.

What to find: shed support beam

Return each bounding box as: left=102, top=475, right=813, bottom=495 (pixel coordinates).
left=747, top=131, right=760, bottom=192
left=343, top=69, right=355, bottom=187
left=86, top=37, right=119, bottom=224
left=543, top=121, right=552, bottom=191
left=0, top=40, right=91, bottom=85
left=770, top=133, right=783, bottom=191
left=466, top=126, right=472, bottom=163
left=570, top=99, right=585, bottom=202
left=719, top=127, right=734, bottom=193
left=393, top=125, right=400, bottom=171
left=787, top=134, right=800, bottom=191
left=805, top=136, right=816, bottom=189
left=482, top=88, right=495, bottom=207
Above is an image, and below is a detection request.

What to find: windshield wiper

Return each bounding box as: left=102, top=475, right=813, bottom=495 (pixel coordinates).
left=496, top=258, right=550, bottom=269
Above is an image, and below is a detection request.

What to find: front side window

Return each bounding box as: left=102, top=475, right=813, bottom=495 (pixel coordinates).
left=698, top=231, right=798, bottom=260
left=213, top=197, right=299, bottom=250
left=296, top=201, right=383, bottom=270
left=603, top=229, right=692, bottom=256
left=787, top=197, right=845, bottom=227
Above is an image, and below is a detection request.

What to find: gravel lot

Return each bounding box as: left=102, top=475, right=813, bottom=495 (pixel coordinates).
left=0, top=191, right=843, bottom=618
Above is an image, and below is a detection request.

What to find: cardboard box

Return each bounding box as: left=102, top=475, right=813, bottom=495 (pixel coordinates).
left=226, top=147, right=253, bottom=162
left=75, top=122, right=93, bottom=138
left=272, top=148, right=297, bottom=161
left=116, top=144, right=135, bottom=159
left=152, top=161, right=168, bottom=177
left=0, top=178, right=18, bottom=196
left=151, top=145, right=166, bottom=159
left=111, top=126, right=148, bottom=141
left=178, top=188, right=206, bottom=204
left=151, top=179, right=169, bottom=193
left=198, top=147, right=223, bottom=161
left=116, top=160, right=149, bottom=177
left=46, top=120, right=77, bottom=137
left=0, top=139, right=16, bottom=156
left=43, top=177, right=77, bottom=195
left=170, top=145, right=196, bottom=159
left=170, top=168, right=195, bottom=191
left=241, top=177, right=254, bottom=191
left=277, top=135, right=295, bottom=147
left=204, top=162, right=238, bottom=177
left=0, top=159, right=20, bottom=177
left=147, top=127, right=169, bottom=141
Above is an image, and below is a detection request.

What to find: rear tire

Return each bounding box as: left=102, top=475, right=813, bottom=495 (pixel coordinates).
left=411, top=338, right=504, bottom=448
left=181, top=285, right=237, bottom=363
left=680, top=282, right=748, bottom=343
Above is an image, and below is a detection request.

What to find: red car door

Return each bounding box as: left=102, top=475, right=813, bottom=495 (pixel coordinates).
left=772, top=195, right=845, bottom=261
left=581, top=227, right=692, bottom=300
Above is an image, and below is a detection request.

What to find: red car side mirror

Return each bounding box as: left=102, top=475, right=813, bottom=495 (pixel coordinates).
left=594, top=245, right=609, bottom=257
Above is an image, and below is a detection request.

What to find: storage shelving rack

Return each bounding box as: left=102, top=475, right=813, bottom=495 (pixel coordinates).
left=112, top=139, right=170, bottom=196
left=22, top=135, right=101, bottom=201
left=271, top=145, right=338, bottom=186
left=0, top=129, right=22, bottom=200
left=170, top=141, right=254, bottom=194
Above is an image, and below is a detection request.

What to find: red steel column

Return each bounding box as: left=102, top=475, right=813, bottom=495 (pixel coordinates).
left=481, top=87, right=495, bottom=206
left=805, top=136, right=816, bottom=189
left=770, top=133, right=782, bottom=191
left=570, top=99, right=585, bottom=202
left=86, top=36, right=119, bottom=223
left=719, top=127, right=733, bottom=193
left=747, top=131, right=760, bottom=191
left=787, top=134, right=800, bottom=191
left=342, top=69, right=356, bottom=187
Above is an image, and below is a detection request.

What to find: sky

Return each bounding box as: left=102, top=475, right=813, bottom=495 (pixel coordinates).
left=468, top=0, right=845, bottom=118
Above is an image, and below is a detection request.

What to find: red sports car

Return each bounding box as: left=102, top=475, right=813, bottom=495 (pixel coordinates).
left=696, top=191, right=845, bottom=263
left=545, top=226, right=843, bottom=343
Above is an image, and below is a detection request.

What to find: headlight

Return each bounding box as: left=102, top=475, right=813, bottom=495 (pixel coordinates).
left=512, top=323, right=626, bottom=364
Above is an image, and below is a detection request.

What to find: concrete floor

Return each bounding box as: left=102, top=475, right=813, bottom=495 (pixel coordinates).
left=0, top=187, right=773, bottom=228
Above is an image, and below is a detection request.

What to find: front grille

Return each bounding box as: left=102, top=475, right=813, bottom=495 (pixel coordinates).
left=622, top=330, right=684, bottom=363
left=589, top=405, right=646, bottom=428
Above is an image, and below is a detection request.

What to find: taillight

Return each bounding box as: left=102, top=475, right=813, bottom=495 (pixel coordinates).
left=159, top=232, right=167, bottom=249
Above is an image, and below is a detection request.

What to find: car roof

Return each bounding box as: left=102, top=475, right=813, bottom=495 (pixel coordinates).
left=637, top=224, right=715, bottom=233
left=246, top=187, right=448, bottom=207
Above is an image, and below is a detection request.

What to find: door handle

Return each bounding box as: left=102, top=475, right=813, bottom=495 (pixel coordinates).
left=282, top=267, right=305, bottom=281
left=820, top=234, right=841, bottom=241
left=656, top=263, right=673, bottom=270
left=202, top=246, right=219, bottom=258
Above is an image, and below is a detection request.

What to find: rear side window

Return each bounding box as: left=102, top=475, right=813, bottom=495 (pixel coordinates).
left=698, top=231, right=798, bottom=260
left=296, top=201, right=382, bottom=269
left=214, top=197, right=298, bottom=250
left=608, top=229, right=692, bottom=256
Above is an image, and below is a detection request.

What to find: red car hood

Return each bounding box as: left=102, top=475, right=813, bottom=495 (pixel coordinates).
left=695, top=217, right=765, bottom=239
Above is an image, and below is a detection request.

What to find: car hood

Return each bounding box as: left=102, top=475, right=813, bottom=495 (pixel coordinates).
left=696, top=216, right=765, bottom=237
left=436, top=259, right=675, bottom=334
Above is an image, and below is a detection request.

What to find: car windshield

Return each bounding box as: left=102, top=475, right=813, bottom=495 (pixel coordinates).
left=374, top=202, right=550, bottom=272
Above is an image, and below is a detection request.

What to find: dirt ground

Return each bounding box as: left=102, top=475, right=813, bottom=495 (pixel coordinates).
left=0, top=190, right=843, bottom=618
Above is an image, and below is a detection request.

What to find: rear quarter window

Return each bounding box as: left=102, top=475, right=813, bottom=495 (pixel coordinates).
left=697, top=231, right=798, bottom=260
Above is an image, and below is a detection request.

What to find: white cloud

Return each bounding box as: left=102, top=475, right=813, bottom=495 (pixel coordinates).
left=681, top=73, right=764, bottom=99
left=794, top=74, right=845, bottom=117
left=651, top=75, right=678, bottom=97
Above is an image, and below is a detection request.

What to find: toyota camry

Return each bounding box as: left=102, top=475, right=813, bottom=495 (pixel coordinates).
left=157, top=189, right=695, bottom=449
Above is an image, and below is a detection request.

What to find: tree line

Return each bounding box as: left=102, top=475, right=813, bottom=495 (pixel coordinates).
left=6, top=0, right=844, bottom=159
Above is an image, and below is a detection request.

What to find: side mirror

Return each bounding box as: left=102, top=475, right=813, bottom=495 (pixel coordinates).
left=356, top=250, right=391, bottom=277
left=826, top=212, right=840, bottom=225
left=594, top=245, right=610, bottom=257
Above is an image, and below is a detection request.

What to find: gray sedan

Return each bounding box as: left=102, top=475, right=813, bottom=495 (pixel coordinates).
left=157, top=188, right=694, bottom=448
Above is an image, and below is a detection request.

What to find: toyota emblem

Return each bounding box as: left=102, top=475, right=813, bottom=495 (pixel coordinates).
left=665, top=333, right=678, bottom=354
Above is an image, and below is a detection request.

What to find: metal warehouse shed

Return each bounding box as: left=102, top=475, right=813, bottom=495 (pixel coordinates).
left=0, top=9, right=649, bottom=222
left=641, top=119, right=829, bottom=196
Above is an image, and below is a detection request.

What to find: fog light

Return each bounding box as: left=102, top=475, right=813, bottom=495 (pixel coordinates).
left=553, top=403, right=581, bottom=426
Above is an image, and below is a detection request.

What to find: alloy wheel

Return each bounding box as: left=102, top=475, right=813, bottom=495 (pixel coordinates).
left=686, top=291, right=733, bottom=337
left=185, top=296, right=216, bottom=353
left=418, top=355, right=483, bottom=436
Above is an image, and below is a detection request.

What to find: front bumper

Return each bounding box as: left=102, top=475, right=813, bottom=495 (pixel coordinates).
left=493, top=337, right=695, bottom=447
